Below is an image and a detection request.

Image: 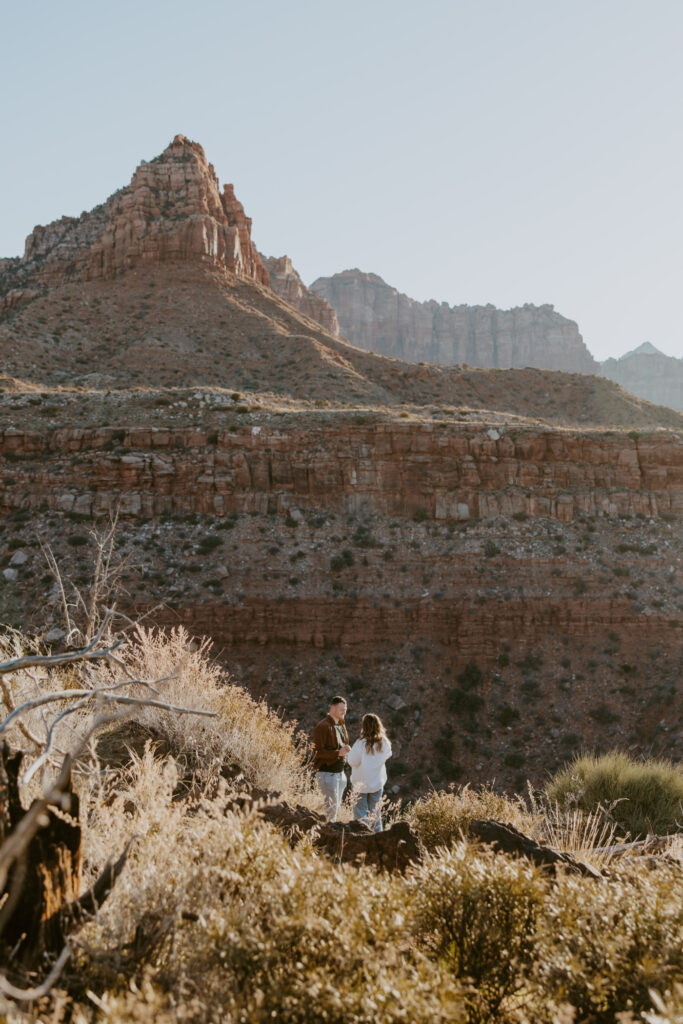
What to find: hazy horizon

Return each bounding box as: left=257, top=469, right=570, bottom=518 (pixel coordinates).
left=2, top=0, right=683, bottom=362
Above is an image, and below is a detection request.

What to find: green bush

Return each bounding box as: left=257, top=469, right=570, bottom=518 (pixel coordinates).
left=546, top=751, right=683, bottom=837
left=407, top=786, right=534, bottom=853
left=534, top=864, right=683, bottom=1022
left=67, top=534, right=89, bottom=547
left=197, top=535, right=221, bottom=553
left=447, top=688, right=484, bottom=716
left=409, top=844, right=545, bottom=1021
left=330, top=549, right=354, bottom=572
left=495, top=703, right=520, bottom=726
left=456, top=661, right=483, bottom=690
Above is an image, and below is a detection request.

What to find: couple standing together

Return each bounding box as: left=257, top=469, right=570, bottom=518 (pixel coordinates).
left=312, top=696, right=392, bottom=831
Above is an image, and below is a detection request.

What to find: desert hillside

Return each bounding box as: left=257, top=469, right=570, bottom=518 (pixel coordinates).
left=0, top=135, right=681, bottom=796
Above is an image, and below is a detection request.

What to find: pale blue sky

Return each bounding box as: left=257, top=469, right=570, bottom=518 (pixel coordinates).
left=2, top=0, right=682, bottom=361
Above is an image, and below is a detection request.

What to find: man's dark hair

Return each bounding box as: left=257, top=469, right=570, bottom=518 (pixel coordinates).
left=329, top=696, right=347, bottom=706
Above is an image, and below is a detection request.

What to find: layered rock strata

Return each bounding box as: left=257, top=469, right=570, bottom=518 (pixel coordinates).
left=311, top=269, right=599, bottom=373
left=1, top=422, right=680, bottom=522
left=601, top=343, right=683, bottom=412
left=261, top=255, right=339, bottom=335
left=0, top=135, right=269, bottom=312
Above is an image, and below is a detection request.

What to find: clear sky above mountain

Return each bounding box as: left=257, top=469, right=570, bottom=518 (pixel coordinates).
left=2, top=0, right=682, bottom=361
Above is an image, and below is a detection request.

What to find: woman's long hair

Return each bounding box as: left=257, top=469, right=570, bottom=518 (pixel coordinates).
left=360, top=713, right=387, bottom=754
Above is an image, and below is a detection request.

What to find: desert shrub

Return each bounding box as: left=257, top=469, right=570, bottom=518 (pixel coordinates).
left=495, top=703, right=520, bottom=726
left=67, top=534, right=89, bottom=547
left=116, top=627, right=309, bottom=797
left=330, top=549, right=354, bottom=572
left=447, top=688, right=484, bottom=716
left=504, top=751, right=525, bottom=769
left=533, top=863, right=683, bottom=1022
left=2, top=626, right=309, bottom=800
left=78, top=761, right=465, bottom=1024
left=407, top=785, right=535, bottom=852
left=483, top=539, right=500, bottom=558
left=546, top=751, right=683, bottom=838
left=197, top=534, right=221, bottom=553
left=409, top=843, right=545, bottom=1021
left=456, top=661, right=483, bottom=689
left=589, top=702, right=619, bottom=725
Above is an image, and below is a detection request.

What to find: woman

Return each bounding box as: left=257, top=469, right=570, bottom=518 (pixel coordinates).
left=347, top=713, right=392, bottom=832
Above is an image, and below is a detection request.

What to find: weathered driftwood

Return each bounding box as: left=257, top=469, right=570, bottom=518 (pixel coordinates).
left=593, top=835, right=681, bottom=858
left=469, top=818, right=603, bottom=878
left=0, top=744, right=130, bottom=974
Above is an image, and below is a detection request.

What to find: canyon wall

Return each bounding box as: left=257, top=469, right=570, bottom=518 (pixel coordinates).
left=601, top=343, right=683, bottom=412
left=261, top=255, right=339, bottom=335
left=0, top=135, right=269, bottom=312
left=1, top=421, right=680, bottom=522
left=311, top=269, right=599, bottom=373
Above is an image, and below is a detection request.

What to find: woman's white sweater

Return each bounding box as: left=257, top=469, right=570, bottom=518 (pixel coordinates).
left=347, top=737, right=392, bottom=793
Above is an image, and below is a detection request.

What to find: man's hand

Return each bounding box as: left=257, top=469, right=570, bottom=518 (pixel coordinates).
left=339, top=744, right=350, bottom=756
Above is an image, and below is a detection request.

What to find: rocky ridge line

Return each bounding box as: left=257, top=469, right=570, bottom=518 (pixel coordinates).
left=601, top=343, right=683, bottom=412
left=261, top=255, right=339, bottom=336
left=311, top=269, right=599, bottom=374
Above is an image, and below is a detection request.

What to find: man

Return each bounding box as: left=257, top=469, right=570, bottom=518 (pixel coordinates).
left=312, top=696, right=350, bottom=821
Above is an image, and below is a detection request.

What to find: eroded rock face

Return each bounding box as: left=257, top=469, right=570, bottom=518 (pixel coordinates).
left=1, top=421, right=680, bottom=522
left=261, top=255, right=339, bottom=335
left=601, top=343, right=683, bottom=412
left=0, top=135, right=269, bottom=310
left=311, top=269, right=599, bottom=373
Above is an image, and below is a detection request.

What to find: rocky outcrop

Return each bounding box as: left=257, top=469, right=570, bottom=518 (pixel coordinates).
left=311, top=269, right=599, bottom=373
left=601, top=343, right=683, bottom=412
left=1, top=421, right=680, bottom=522
left=0, top=135, right=269, bottom=311
left=261, top=255, right=339, bottom=335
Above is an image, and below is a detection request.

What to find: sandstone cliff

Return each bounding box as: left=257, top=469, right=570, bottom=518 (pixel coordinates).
left=1, top=411, right=681, bottom=787
left=311, top=269, right=599, bottom=373
left=261, top=255, right=339, bottom=335
left=0, top=135, right=269, bottom=312
left=601, top=342, right=683, bottom=412
left=1, top=417, right=680, bottom=524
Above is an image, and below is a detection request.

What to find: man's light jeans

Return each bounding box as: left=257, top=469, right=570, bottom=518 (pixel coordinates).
left=316, top=770, right=345, bottom=821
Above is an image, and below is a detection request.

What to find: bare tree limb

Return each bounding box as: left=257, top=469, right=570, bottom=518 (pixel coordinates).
left=0, top=610, right=123, bottom=678
left=19, top=687, right=216, bottom=786
left=0, top=943, right=71, bottom=1001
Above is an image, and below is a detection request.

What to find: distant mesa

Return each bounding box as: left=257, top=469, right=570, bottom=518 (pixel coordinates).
left=600, top=342, right=683, bottom=412
left=310, top=268, right=599, bottom=375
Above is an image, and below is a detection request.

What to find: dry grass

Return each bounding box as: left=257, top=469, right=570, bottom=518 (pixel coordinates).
left=406, top=783, right=538, bottom=852
left=547, top=750, right=683, bottom=838
left=75, top=752, right=465, bottom=1024
left=0, top=625, right=313, bottom=805
left=115, top=626, right=311, bottom=797
left=2, top=628, right=683, bottom=1023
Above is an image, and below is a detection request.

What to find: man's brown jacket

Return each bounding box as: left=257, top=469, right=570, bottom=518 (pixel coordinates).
left=312, top=714, right=349, bottom=772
